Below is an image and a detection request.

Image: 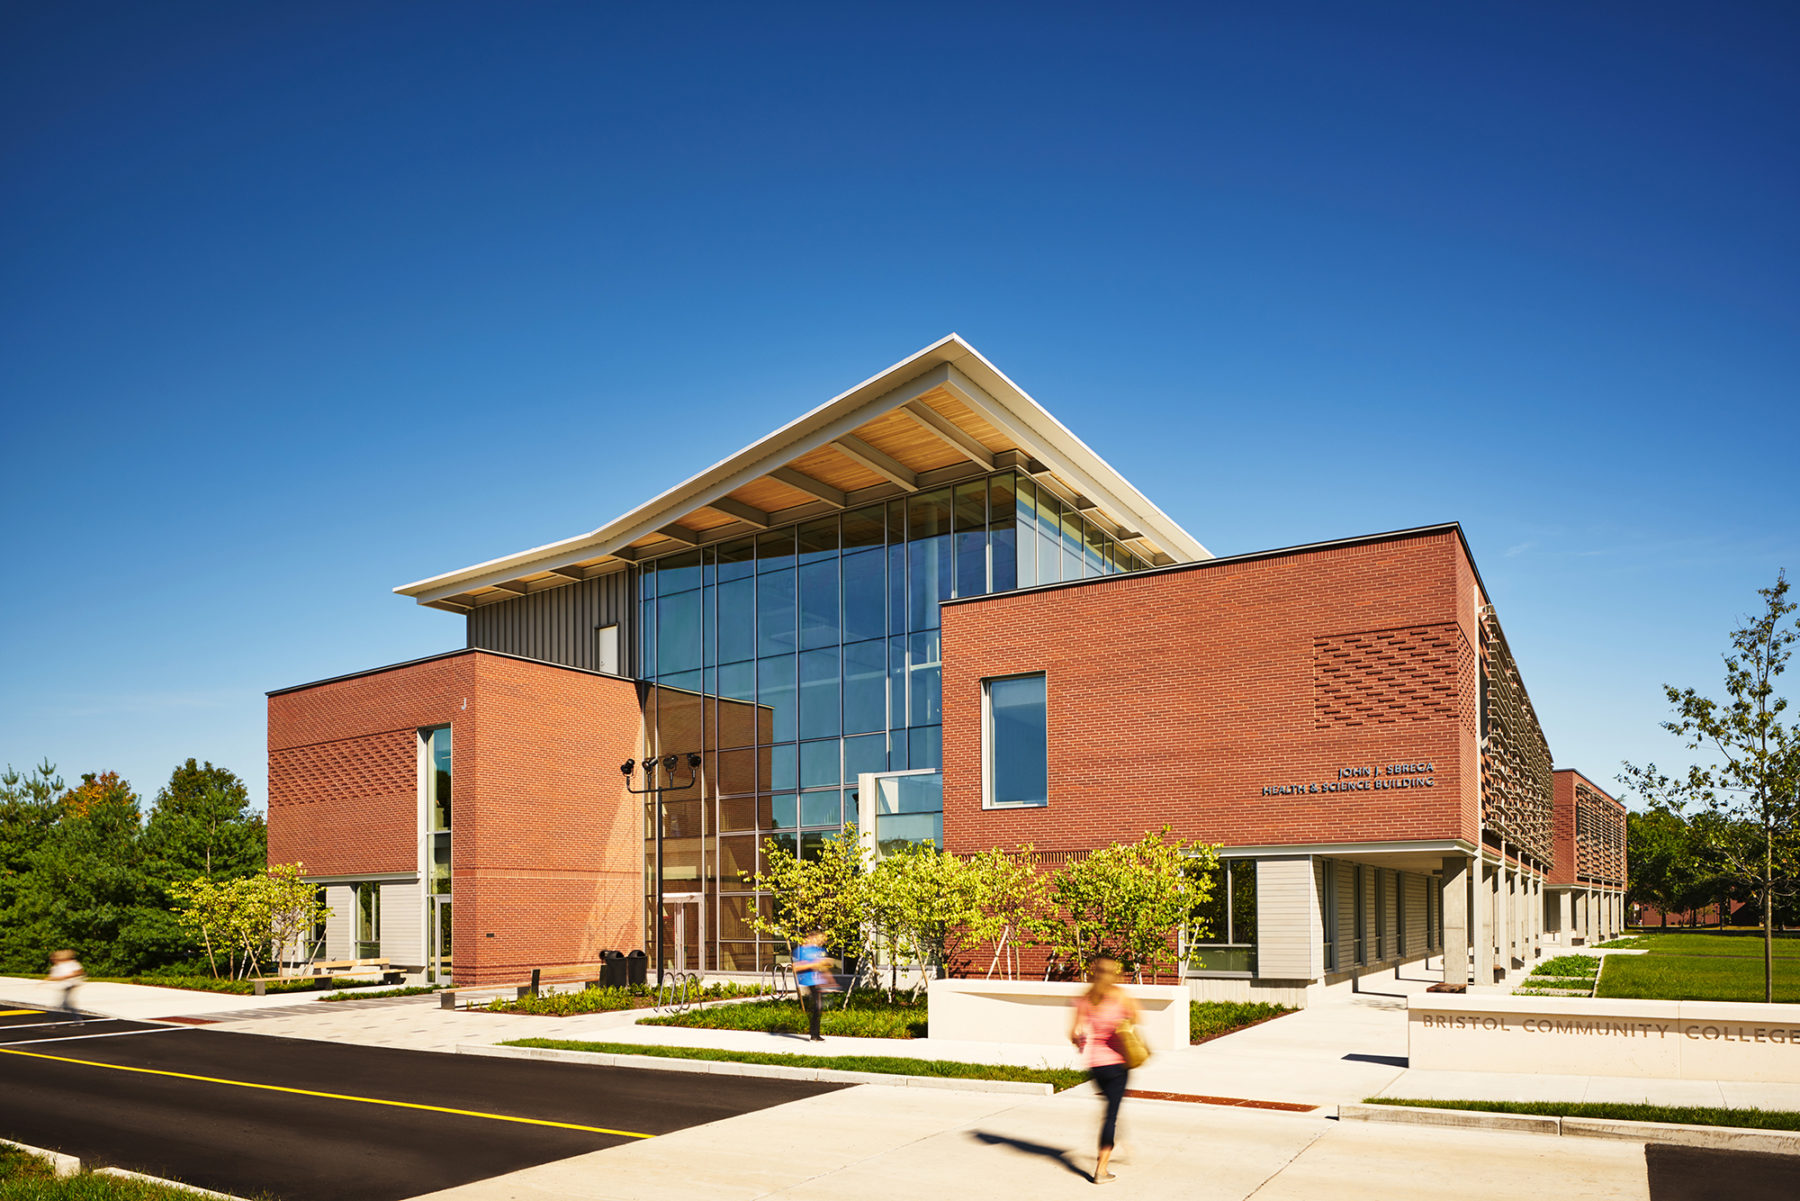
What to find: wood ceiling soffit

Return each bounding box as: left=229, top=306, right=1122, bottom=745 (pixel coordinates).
left=848, top=409, right=969, bottom=474
left=681, top=509, right=739, bottom=534
left=919, top=388, right=1011, bottom=454
left=832, top=435, right=917, bottom=488
left=766, top=467, right=846, bottom=507
left=788, top=445, right=885, bottom=492
left=895, top=402, right=997, bottom=468
left=704, top=496, right=771, bottom=527
left=731, top=475, right=824, bottom=512
left=655, top=524, right=703, bottom=545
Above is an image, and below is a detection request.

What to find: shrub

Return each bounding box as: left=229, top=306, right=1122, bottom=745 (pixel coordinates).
left=1529, top=955, right=1600, bottom=978
left=483, top=981, right=767, bottom=1016
left=1190, top=1000, right=1294, bottom=1043
left=638, top=991, right=927, bottom=1038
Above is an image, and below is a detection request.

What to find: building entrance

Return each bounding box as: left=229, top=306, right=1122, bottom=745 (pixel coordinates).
left=428, top=895, right=452, bottom=984
left=660, top=894, right=702, bottom=974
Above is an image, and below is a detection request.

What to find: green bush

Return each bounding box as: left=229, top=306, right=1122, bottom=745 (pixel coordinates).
left=484, top=981, right=767, bottom=1017
left=1529, top=955, right=1600, bottom=978
left=502, top=1037, right=1088, bottom=1090
left=321, top=985, right=442, bottom=1002
left=638, top=991, right=927, bottom=1038
left=1190, top=1000, right=1295, bottom=1043
left=87, top=975, right=327, bottom=996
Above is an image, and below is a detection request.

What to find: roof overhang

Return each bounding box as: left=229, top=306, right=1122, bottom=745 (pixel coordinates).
left=396, top=334, right=1210, bottom=612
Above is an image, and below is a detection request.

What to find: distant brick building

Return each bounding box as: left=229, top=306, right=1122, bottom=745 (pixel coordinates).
left=268, top=336, right=1623, bottom=998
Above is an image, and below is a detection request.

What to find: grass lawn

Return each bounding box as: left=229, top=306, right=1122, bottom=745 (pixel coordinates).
left=1610, top=931, right=1800, bottom=959
left=1529, top=955, right=1599, bottom=978
left=1596, top=951, right=1800, bottom=1002
left=1363, top=1097, right=1800, bottom=1132
left=638, top=992, right=927, bottom=1038
left=0, top=1143, right=260, bottom=1200
left=500, top=1037, right=1087, bottom=1090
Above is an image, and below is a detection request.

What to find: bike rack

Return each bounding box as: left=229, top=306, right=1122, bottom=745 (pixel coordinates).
left=654, top=970, right=700, bottom=1014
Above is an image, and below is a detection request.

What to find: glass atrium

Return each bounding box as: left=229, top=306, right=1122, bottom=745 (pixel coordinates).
left=637, top=469, right=1150, bottom=972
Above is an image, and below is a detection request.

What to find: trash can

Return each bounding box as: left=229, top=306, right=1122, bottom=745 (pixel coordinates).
left=625, top=948, right=648, bottom=986
left=600, top=949, right=627, bottom=988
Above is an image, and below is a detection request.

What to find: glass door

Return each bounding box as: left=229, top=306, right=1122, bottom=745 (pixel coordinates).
left=660, top=894, right=702, bottom=974
left=428, top=895, right=452, bottom=984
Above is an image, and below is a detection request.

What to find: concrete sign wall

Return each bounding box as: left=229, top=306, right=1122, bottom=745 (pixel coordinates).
left=929, top=980, right=1189, bottom=1056
left=1410, top=995, right=1800, bottom=1082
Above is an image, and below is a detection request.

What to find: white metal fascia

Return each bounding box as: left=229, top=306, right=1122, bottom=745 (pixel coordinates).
left=397, top=350, right=965, bottom=604
left=936, top=363, right=1210, bottom=562
left=396, top=333, right=1210, bottom=604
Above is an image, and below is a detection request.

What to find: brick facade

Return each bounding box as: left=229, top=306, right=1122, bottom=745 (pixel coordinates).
left=940, top=528, right=1486, bottom=857
left=268, top=650, right=645, bottom=985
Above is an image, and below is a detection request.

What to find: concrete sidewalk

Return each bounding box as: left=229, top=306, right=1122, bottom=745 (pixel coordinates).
left=0, top=975, right=378, bottom=1021
left=400, top=1081, right=1653, bottom=1201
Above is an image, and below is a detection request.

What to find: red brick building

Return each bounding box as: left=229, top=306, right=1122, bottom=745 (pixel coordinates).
left=268, top=336, right=1621, bottom=996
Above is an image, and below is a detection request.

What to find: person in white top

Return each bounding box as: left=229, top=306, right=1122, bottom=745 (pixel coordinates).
left=47, top=949, right=84, bottom=1015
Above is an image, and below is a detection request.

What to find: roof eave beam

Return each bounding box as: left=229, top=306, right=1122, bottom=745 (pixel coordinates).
left=547, top=565, right=588, bottom=581
left=770, top=467, right=847, bottom=508
left=655, top=524, right=702, bottom=546
left=491, top=580, right=531, bottom=595
left=833, top=435, right=917, bottom=489
left=898, top=402, right=995, bottom=469
left=705, top=497, right=772, bottom=528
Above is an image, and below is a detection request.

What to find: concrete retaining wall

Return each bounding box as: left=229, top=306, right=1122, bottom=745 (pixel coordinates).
left=1409, top=995, right=1800, bottom=1082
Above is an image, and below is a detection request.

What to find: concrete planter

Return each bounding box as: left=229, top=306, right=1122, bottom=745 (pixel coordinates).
left=928, top=979, right=1189, bottom=1054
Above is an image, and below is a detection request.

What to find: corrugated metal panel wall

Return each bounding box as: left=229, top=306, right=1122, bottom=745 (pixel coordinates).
left=465, top=568, right=637, bottom=675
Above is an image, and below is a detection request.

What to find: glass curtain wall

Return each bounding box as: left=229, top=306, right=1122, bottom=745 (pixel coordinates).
left=638, top=469, right=1149, bottom=971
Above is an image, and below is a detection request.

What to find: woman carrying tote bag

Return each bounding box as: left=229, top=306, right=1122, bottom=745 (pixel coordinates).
left=1069, top=957, right=1146, bottom=1184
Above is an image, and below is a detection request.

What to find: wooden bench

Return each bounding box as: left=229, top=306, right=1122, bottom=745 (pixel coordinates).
left=293, top=958, right=406, bottom=985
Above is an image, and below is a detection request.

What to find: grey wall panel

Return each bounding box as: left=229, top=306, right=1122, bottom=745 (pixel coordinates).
left=465, top=569, right=637, bottom=675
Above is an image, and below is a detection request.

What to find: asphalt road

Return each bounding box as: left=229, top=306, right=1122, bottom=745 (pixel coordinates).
left=0, top=1007, right=839, bottom=1200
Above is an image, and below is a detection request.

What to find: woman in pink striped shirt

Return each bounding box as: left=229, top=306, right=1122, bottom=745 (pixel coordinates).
left=1069, top=957, right=1140, bottom=1184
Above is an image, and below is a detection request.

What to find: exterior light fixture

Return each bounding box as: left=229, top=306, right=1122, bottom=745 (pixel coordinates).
left=621, top=749, right=701, bottom=985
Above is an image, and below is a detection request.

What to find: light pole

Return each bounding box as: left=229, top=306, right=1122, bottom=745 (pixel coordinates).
left=622, top=752, right=701, bottom=985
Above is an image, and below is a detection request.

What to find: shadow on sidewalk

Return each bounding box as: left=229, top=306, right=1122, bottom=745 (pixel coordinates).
left=968, top=1131, right=1088, bottom=1179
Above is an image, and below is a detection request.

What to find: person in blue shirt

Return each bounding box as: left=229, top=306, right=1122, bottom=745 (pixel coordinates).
left=792, top=930, right=837, bottom=1042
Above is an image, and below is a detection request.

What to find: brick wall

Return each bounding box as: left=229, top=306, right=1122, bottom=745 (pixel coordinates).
left=267, top=651, right=645, bottom=985
left=940, top=529, right=1483, bottom=857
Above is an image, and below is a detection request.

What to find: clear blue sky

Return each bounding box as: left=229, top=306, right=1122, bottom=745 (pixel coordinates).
left=3, top=2, right=1794, bottom=811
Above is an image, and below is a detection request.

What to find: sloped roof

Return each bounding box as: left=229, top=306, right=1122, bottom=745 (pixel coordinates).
left=397, top=334, right=1209, bottom=612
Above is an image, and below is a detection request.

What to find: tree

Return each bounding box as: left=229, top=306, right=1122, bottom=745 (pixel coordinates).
left=172, top=862, right=329, bottom=979
left=1046, top=829, right=1219, bottom=980
left=865, top=843, right=982, bottom=981
left=128, top=761, right=267, bottom=970
left=965, top=844, right=1053, bottom=980
left=1627, top=808, right=1696, bottom=926
left=12, top=772, right=148, bottom=976
left=0, top=762, right=65, bottom=972
left=746, top=828, right=868, bottom=961
left=1624, top=571, right=1800, bottom=1002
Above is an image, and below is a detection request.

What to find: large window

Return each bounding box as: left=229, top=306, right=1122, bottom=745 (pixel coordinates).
left=982, top=673, right=1047, bottom=808
left=355, top=882, right=380, bottom=960
left=425, top=727, right=452, bottom=897
left=1185, top=859, right=1258, bottom=975
left=1322, top=861, right=1338, bottom=971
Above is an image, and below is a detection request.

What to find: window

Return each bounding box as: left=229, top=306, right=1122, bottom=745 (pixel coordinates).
left=1396, top=873, right=1406, bottom=957
left=1353, top=864, right=1367, bottom=966
left=308, top=886, right=327, bottom=961
left=355, top=882, right=380, bottom=959
left=424, top=727, right=452, bottom=897
left=983, top=673, right=1047, bottom=808
left=1374, top=869, right=1386, bottom=961
left=596, top=625, right=620, bottom=674
left=1321, top=861, right=1338, bottom=971
left=1184, top=859, right=1258, bottom=975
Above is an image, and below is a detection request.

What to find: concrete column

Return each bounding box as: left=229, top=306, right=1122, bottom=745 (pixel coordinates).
left=1532, top=876, right=1544, bottom=958
left=1558, top=890, right=1572, bottom=943
left=1441, top=855, right=1470, bottom=986
left=1472, top=861, right=1493, bottom=986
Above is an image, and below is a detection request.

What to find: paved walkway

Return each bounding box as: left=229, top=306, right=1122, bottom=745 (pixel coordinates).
left=0, top=975, right=378, bottom=1021
left=402, top=1081, right=1654, bottom=1201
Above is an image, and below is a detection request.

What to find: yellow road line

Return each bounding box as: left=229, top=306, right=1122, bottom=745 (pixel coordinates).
left=0, top=1044, right=653, bottom=1139
left=0, top=1010, right=42, bottom=1017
